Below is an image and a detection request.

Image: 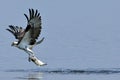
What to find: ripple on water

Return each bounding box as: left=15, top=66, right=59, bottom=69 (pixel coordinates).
left=5, top=68, right=120, bottom=75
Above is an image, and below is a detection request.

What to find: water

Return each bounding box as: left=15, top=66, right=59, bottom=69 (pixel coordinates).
left=0, top=68, right=120, bottom=80
left=1, top=0, right=120, bottom=80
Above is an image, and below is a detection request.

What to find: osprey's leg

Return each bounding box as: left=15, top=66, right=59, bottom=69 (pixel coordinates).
left=25, top=47, right=35, bottom=62
left=24, top=51, right=32, bottom=62
left=24, top=46, right=47, bottom=66
left=26, top=47, right=35, bottom=55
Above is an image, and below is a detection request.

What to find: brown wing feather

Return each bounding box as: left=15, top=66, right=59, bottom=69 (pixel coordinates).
left=6, top=25, right=25, bottom=40
left=24, top=9, right=42, bottom=45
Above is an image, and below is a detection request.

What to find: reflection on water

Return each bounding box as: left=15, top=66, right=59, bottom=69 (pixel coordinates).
left=28, top=73, right=43, bottom=80
left=16, top=72, right=43, bottom=80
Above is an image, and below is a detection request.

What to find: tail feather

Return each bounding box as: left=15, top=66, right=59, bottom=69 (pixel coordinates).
left=36, top=37, right=44, bottom=45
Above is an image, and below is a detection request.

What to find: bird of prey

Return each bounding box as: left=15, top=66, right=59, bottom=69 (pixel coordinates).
left=6, top=9, right=46, bottom=66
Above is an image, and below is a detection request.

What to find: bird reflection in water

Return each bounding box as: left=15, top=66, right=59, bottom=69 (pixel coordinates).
left=27, top=72, right=43, bottom=80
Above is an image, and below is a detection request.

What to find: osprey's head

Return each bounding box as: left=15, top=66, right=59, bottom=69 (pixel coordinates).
left=11, top=41, right=18, bottom=47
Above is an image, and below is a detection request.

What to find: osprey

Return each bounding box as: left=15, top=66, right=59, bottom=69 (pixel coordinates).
left=6, top=9, right=46, bottom=66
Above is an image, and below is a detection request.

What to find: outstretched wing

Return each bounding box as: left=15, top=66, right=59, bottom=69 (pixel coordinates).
left=6, top=25, right=25, bottom=40
left=19, top=9, right=42, bottom=45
